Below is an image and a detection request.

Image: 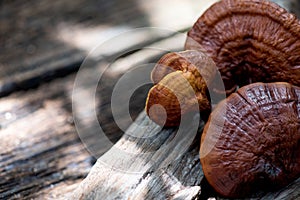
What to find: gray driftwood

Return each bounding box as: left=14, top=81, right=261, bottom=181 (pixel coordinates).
left=70, top=111, right=300, bottom=200
left=0, top=0, right=299, bottom=199
left=70, top=112, right=205, bottom=200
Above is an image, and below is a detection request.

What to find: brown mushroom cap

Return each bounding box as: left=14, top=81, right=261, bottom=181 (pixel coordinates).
left=186, top=0, right=300, bottom=94
left=200, top=82, right=300, bottom=198
left=145, top=50, right=216, bottom=126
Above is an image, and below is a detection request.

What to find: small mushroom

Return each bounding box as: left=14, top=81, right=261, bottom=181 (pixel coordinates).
left=146, top=50, right=216, bottom=126
left=200, top=82, right=300, bottom=198
left=145, top=0, right=300, bottom=126
left=186, top=0, right=300, bottom=94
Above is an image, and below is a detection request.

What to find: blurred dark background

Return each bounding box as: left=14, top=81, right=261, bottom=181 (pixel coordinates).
left=0, top=0, right=214, bottom=92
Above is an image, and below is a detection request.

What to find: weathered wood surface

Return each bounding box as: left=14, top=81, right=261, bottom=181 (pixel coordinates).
left=70, top=112, right=205, bottom=200
left=70, top=111, right=300, bottom=200
left=0, top=74, right=92, bottom=199
left=0, top=29, right=185, bottom=199
left=1, top=0, right=300, bottom=199
left=0, top=0, right=207, bottom=198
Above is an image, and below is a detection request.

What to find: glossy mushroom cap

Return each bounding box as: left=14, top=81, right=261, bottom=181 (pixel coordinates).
left=145, top=50, right=216, bottom=126
left=200, top=82, right=300, bottom=198
left=186, top=0, right=300, bottom=94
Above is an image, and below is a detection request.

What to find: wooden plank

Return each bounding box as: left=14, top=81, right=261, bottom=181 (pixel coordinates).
left=0, top=30, right=184, bottom=199
left=70, top=112, right=300, bottom=200
left=70, top=112, right=205, bottom=200
left=0, top=0, right=299, bottom=199
left=0, top=74, right=92, bottom=199
left=3, top=23, right=298, bottom=200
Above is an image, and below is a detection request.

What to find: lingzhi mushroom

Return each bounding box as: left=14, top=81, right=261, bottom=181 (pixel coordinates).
left=144, top=0, right=300, bottom=198
left=145, top=0, right=300, bottom=126
left=145, top=50, right=216, bottom=126
left=200, top=82, right=300, bottom=198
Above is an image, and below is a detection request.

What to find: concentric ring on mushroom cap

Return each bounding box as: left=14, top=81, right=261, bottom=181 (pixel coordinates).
left=200, top=82, right=300, bottom=198
left=186, top=0, right=300, bottom=95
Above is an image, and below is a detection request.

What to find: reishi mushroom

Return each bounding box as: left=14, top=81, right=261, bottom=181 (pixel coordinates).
left=146, top=50, right=216, bottom=126
left=144, top=0, right=300, bottom=197
left=200, top=82, right=300, bottom=198
left=186, top=0, right=300, bottom=94
left=145, top=0, right=300, bottom=127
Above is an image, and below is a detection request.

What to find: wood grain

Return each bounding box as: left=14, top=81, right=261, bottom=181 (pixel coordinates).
left=70, top=112, right=205, bottom=200
left=0, top=0, right=299, bottom=199
left=0, top=30, right=183, bottom=199
left=71, top=112, right=300, bottom=200
left=0, top=74, right=92, bottom=199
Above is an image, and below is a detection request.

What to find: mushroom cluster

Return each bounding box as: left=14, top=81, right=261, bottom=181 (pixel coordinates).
left=145, top=0, right=300, bottom=198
